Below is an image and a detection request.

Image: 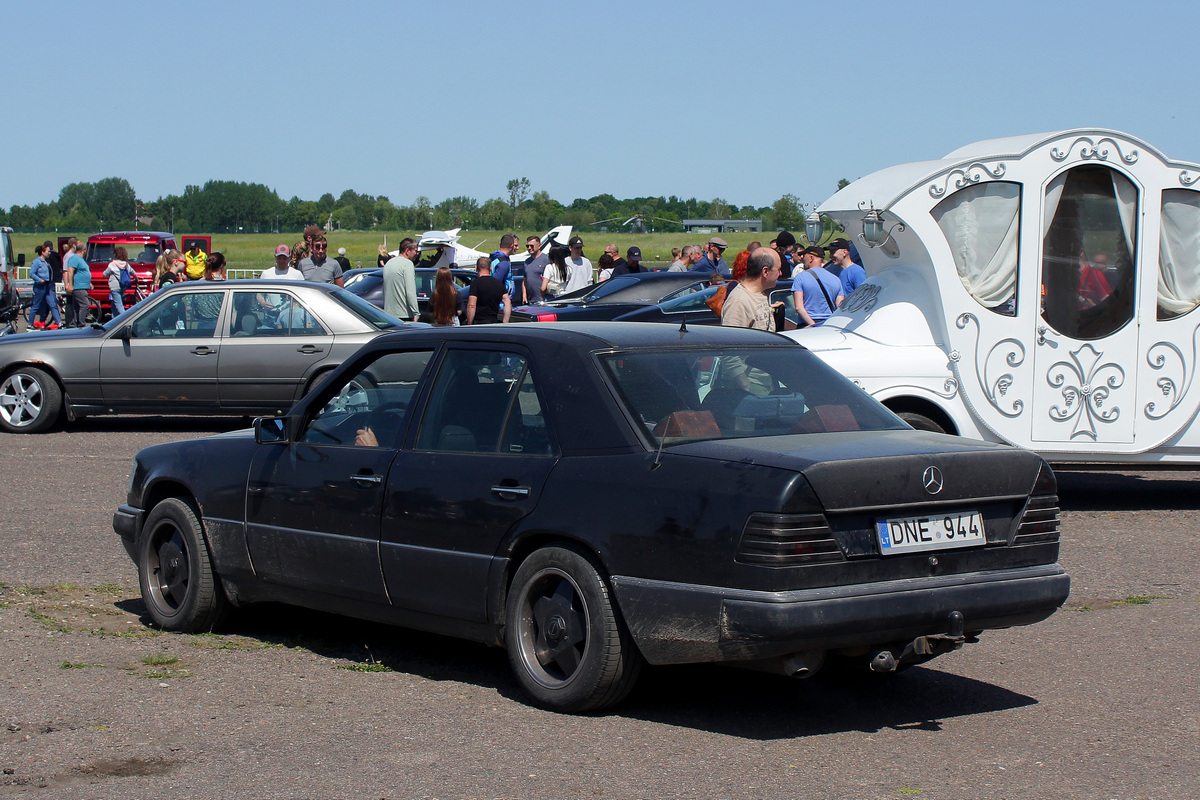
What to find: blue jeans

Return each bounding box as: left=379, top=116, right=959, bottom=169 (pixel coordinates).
left=31, top=282, right=61, bottom=325
left=110, top=289, right=126, bottom=316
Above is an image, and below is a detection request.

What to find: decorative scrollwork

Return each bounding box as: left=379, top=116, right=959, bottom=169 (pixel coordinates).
left=840, top=283, right=881, bottom=314
left=928, top=162, right=1007, bottom=198
left=955, top=313, right=1025, bottom=417
left=1144, top=325, right=1200, bottom=419
left=1045, top=343, right=1124, bottom=440
left=1180, top=170, right=1200, bottom=187
left=1050, top=136, right=1138, bottom=164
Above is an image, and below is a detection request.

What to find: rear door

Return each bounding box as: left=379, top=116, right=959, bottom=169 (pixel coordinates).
left=381, top=347, right=558, bottom=622
left=217, top=289, right=336, bottom=411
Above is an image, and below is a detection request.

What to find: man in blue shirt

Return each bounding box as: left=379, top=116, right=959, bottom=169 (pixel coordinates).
left=793, top=245, right=844, bottom=327
left=67, top=242, right=92, bottom=327
left=490, top=234, right=519, bottom=300
left=826, top=238, right=866, bottom=297
left=691, top=236, right=731, bottom=277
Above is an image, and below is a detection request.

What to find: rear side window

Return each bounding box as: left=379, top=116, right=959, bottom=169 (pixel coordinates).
left=416, top=350, right=551, bottom=454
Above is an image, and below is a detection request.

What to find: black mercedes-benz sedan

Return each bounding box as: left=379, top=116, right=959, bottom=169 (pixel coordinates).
left=114, top=322, right=1069, bottom=712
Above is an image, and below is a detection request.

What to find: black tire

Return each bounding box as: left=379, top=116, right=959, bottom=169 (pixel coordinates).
left=897, top=411, right=948, bottom=434
left=0, top=366, right=62, bottom=433
left=505, top=545, right=642, bottom=712
left=137, top=498, right=229, bottom=632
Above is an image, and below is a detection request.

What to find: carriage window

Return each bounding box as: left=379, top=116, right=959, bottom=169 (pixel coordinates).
left=1041, top=165, right=1137, bottom=340
left=931, top=181, right=1021, bottom=316
left=1158, top=189, right=1200, bottom=320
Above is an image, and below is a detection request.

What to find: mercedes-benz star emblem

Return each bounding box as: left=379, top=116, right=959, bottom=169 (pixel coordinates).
left=922, top=466, right=944, bottom=495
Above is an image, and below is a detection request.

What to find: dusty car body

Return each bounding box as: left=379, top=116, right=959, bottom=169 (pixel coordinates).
left=0, top=280, right=418, bottom=432
left=114, top=322, right=1068, bottom=712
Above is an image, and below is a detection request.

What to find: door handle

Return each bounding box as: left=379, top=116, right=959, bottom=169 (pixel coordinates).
left=491, top=485, right=531, bottom=497
left=298, top=345, right=324, bottom=354
left=190, top=346, right=215, bottom=355
left=351, top=474, right=383, bottom=485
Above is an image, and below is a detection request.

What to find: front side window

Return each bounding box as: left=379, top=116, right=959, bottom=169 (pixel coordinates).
left=931, top=180, right=1021, bottom=315
left=231, top=291, right=326, bottom=336
left=601, top=347, right=906, bottom=445
left=416, top=350, right=548, bottom=453
left=1158, top=188, right=1200, bottom=319
left=302, top=350, right=434, bottom=447
left=131, top=292, right=224, bottom=338
left=1042, top=165, right=1137, bottom=339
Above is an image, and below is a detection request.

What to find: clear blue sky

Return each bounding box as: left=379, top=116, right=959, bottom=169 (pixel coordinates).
left=7, top=0, right=1197, bottom=212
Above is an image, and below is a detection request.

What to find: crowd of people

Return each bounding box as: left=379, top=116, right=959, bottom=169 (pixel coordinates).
left=23, top=224, right=870, bottom=332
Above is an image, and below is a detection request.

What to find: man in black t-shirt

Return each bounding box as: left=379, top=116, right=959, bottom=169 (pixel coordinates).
left=467, top=256, right=510, bottom=324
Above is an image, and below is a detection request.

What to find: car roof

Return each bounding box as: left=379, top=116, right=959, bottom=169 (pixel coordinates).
left=154, top=279, right=342, bottom=293
left=87, top=231, right=174, bottom=241
left=368, top=320, right=797, bottom=350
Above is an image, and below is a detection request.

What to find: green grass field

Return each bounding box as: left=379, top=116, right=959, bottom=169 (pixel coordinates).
left=11, top=228, right=778, bottom=278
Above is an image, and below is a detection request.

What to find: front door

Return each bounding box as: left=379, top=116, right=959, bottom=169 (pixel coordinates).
left=1031, top=164, right=1140, bottom=445
left=245, top=348, right=435, bottom=602
left=99, top=289, right=225, bottom=408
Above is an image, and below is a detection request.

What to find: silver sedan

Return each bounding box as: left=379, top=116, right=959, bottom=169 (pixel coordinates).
left=0, top=280, right=422, bottom=433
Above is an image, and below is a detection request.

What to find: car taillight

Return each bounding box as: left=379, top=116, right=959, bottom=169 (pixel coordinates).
left=534, top=313, right=558, bottom=321
left=1013, top=462, right=1060, bottom=545
left=736, top=512, right=844, bottom=566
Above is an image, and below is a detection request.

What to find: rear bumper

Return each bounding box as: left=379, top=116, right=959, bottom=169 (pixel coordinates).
left=612, top=563, right=1069, bottom=665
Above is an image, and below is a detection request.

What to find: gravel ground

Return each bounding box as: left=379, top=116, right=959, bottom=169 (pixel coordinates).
left=1, top=417, right=1197, bottom=799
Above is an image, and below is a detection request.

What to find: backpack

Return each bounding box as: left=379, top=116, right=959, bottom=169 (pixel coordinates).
left=118, top=266, right=133, bottom=292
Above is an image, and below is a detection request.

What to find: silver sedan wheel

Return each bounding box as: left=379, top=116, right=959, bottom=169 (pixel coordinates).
left=0, top=368, right=61, bottom=433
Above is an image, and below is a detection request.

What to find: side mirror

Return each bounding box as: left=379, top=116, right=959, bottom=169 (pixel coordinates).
left=16, top=254, right=25, bottom=267
left=254, top=416, right=289, bottom=445
left=114, top=326, right=132, bottom=340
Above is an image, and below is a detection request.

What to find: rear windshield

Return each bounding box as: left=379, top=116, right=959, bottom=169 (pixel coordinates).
left=87, top=242, right=162, bottom=264
left=329, top=288, right=405, bottom=330
left=600, top=347, right=907, bottom=445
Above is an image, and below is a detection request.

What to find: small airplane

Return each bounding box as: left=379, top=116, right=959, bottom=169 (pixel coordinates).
left=387, top=225, right=573, bottom=269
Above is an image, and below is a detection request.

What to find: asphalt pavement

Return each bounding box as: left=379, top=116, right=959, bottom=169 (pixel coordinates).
left=1, top=417, right=1197, bottom=799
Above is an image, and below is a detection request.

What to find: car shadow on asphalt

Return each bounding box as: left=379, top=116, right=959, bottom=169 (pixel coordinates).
left=116, top=598, right=1035, bottom=737
left=63, top=416, right=249, bottom=434
left=1055, top=470, right=1200, bottom=511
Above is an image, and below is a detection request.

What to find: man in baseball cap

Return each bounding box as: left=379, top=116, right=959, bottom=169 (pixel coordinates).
left=563, top=235, right=592, bottom=293
left=261, top=244, right=304, bottom=280
left=692, top=236, right=731, bottom=277
left=824, top=237, right=866, bottom=295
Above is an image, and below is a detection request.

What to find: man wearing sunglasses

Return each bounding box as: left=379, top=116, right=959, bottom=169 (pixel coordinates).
left=297, top=236, right=345, bottom=287
left=691, top=236, right=731, bottom=278
left=523, top=235, right=549, bottom=304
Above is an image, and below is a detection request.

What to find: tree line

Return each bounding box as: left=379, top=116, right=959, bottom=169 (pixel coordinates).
left=1, top=176, right=827, bottom=234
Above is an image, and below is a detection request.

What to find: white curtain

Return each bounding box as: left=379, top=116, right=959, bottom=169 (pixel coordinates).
left=1111, top=172, right=1138, bottom=262
left=932, top=181, right=1021, bottom=310
left=1159, top=189, right=1200, bottom=317
left=1043, top=172, right=1067, bottom=235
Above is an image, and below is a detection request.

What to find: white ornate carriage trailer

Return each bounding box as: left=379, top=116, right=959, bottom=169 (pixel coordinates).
left=788, top=128, right=1200, bottom=464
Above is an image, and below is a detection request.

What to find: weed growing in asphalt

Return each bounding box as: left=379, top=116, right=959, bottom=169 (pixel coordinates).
left=141, top=655, right=179, bottom=667
left=1114, top=595, right=1169, bottom=606
left=337, top=663, right=393, bottom=673
left=54, top=582, right=80, bottom=592
left=28, top=607, right=71, bottom=633
left=60, top=662, right=104, bottom=669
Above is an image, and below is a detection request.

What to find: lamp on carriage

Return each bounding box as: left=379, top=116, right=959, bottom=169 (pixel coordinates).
left=858, top=201, right=905, bottom=249
left=804, top=210, right=824, bottom=244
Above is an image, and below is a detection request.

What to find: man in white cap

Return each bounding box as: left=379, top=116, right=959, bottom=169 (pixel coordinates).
left=691, top=236, right=731, bottom=277
left=260, top=244, right=304, bottom=280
